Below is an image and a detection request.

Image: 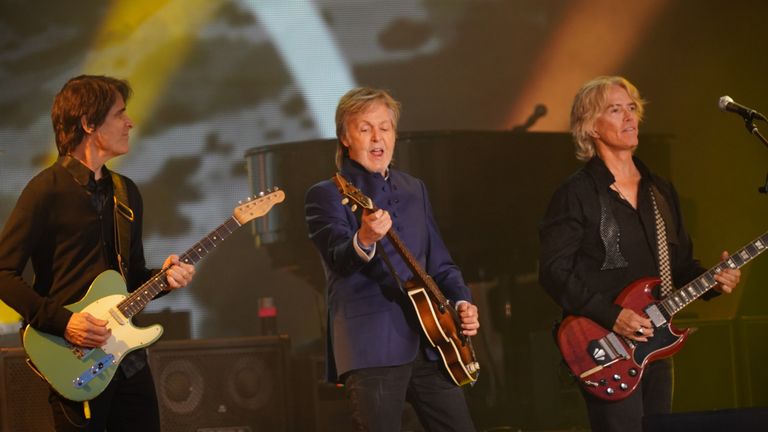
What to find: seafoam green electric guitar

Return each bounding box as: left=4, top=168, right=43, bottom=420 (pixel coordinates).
left=23, top=190, right=285, bottom=401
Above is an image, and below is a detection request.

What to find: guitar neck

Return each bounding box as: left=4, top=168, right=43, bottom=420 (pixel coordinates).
left=117, top=216, right=243, bottom=319
left=333, top=173, right=451, bottom=308
left=383, top=229, right=450, bottom=307
left=661, top=231, right=768, bottom=316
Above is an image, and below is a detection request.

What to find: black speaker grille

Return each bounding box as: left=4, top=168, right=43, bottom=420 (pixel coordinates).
left=0, top=347, right=54, bottom=432
left=148, top=336, right=291, bottom=432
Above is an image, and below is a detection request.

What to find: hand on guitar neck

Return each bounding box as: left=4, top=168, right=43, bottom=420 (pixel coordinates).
left=711, top=250, right=741, bottom=294
left=160, top=254, right=196, bottom=291
left=358, top=208, right=391, bottom=248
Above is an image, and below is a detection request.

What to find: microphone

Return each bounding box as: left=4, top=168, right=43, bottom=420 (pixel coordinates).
left=718, top=96, right=767, bottom=122
left=511, top=104, right=548, bottom=132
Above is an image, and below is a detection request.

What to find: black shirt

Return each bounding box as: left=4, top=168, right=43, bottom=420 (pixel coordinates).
left=0, top=156, right=155, bottom=336
left=538, top=156, right=706, bottom=330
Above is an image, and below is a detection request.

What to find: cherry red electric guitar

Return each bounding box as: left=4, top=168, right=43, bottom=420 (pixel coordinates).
left=557, top=230, right=767, bottom=401
left=333, top=173, right=480, bottom=386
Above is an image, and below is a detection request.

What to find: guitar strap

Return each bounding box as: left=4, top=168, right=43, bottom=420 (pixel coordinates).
left=649, top=185, right=674, bottom=298
left=110, top=173, right=150, bottom=380
left=111, top=172, right=134, bottom=280
left=375, top=241, right=406, bottom=293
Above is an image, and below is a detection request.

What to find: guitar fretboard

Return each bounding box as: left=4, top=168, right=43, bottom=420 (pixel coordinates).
left=117, top=217, right=242, bottom=319
left=384, top=230, right=450, bottom=308
left=661, top=231, right=767, bottom=316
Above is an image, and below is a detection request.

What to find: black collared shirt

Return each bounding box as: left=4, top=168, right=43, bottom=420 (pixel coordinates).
left=538, top=156, right=706, bottom=330
left=0, top=156, right=155, bottom=337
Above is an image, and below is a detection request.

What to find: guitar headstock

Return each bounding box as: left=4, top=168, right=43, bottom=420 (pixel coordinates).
left=233, top=188, right=286, bottom=224
left=332, top=173, right=375, bottom=212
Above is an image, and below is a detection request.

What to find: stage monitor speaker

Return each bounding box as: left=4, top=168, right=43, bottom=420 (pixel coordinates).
left=0, top=347, right=54, bottom=432
left=148, top=336, right=292, bottom=432
left=643, top=407, right=768, bottom=432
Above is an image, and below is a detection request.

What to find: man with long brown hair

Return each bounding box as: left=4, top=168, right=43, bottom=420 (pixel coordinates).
left=0, top=75, right=195, bottom=431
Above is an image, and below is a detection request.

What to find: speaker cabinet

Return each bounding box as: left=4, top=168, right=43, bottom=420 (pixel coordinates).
left=148, top=336, right=292, bottom=432
left=0, top=347, right=54, bottom=432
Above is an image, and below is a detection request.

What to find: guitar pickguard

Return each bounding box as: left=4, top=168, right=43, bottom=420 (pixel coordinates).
left=23, top=271, right=163, bottom=401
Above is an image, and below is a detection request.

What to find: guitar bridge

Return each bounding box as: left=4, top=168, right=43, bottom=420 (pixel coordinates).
left=73, top=354, right=115, bottom=388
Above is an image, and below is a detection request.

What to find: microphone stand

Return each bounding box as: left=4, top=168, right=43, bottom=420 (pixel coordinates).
left=744, top=117, right=768, bottom=194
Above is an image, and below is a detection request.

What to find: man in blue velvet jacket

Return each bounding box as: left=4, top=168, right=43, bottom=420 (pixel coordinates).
left=305, top=87, right=479, bottom=431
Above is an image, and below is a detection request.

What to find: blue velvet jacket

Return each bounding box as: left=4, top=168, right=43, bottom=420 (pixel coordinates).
left=305, top=158, right=472, bottom=381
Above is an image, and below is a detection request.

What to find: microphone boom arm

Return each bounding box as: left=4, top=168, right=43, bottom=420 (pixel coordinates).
left=743, top=118, right=768, bottom=194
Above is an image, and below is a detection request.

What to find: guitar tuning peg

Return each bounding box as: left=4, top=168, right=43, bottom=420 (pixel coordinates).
left=341, top=198, right=349, bottom=205
left=351, top=204, right=358, bottom=212
left=273, top=186, right=280, bottom=190
left=259, top=191, right=265, bottom=197
left=246, top=196, right=252, bottom=201
left=238, top=200, right=243, bottom=204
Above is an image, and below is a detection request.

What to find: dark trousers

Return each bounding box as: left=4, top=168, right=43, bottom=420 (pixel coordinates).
left=582, top=358, right=673, bottom=432
left=343, top=350, right=476, bottom=432
left=49, top=363, right=160, bottom=432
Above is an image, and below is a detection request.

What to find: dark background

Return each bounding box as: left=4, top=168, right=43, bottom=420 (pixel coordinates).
left=0, top=1, right=766, bottom=430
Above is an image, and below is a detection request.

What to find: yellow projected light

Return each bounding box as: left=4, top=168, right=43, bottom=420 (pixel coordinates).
left=0, top=300, right=20, bottom=326
left=507, top=0, right=667, bottom=132
left=42, top=0, right=222, bottom=167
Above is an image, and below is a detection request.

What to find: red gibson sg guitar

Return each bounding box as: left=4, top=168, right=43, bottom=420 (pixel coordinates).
left=557, top=231, right=767, bottom=401
left=333, top=173, right=480, bottom=386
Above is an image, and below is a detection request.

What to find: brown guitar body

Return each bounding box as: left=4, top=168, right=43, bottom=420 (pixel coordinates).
left=405, top=280, right=480, bottom=386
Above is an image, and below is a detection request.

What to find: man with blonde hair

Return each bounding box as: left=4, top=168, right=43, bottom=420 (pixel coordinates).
left=539, top=76, right=740, bottom=432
